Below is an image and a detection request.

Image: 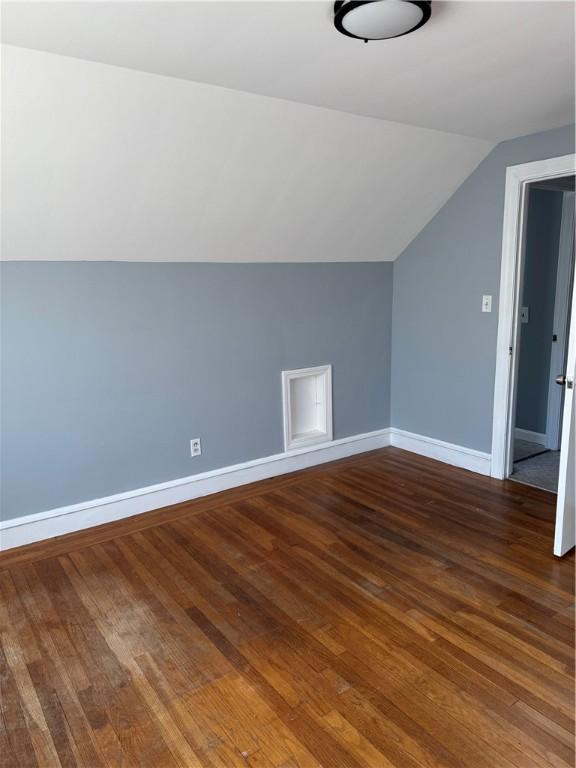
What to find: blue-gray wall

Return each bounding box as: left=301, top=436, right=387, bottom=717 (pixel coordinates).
left=3, top=124, right=575, bottom=522
left=515, top=188, right=564, bottom=434
left=1, top=262, right=393, bottom=520
left=391, top=124, right=575, bottom=453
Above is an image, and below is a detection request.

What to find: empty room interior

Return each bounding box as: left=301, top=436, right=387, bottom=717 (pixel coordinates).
left=1, top=1, right=575, bottom=766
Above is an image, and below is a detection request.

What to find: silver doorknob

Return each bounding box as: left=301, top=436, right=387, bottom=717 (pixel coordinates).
left=555, top=374, right=567, bottom=386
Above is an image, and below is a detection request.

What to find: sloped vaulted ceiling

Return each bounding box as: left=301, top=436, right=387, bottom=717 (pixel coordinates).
left=3, top=1, right=574, bottom=141
left=1, top=2, right=573, bottom=262
left=2, top=45, right=493, bottom=262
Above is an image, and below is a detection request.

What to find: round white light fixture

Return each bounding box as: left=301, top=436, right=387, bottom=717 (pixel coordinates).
left=334, top=0, right=431, bottom=42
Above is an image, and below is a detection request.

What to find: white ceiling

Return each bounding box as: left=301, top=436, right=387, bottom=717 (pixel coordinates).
left=3, top=45, right=491, bottom=262
left=2, top=1, right=574, bottom=142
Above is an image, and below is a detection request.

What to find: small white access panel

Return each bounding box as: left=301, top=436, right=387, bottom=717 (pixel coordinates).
left=282, top=365, right=333, bottom=451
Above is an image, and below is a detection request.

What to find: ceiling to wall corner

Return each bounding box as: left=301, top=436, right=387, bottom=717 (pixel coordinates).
left=1, top=2, right=573, bottom=263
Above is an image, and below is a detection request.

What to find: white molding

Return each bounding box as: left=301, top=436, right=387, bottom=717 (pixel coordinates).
left=0, top=428, right=390, bottom=552
left=0, top=426, right=498, bottom=552
left=389, top=428, right=491, bottom=476
left=514, top=428, right=546, bottom=445
left=491, top=153, right=576, bottom=480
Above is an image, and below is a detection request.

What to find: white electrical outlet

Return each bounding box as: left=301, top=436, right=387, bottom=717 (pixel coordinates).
left=190, top=438, right=202, bottom=457
left=482, top=295, right=492, bottom=313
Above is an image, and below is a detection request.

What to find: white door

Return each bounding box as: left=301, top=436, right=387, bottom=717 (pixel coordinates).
left=554, top=278, right=576, bottom=557
left=545, top=192, right=575, bottom=450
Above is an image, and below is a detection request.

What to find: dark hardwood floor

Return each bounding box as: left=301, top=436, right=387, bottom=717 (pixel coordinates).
left=1, top=447, right=574, bottom=768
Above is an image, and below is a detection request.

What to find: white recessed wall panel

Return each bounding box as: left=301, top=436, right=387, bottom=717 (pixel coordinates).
left=1, top=46, right=493, bottom=263
left=283, top=366, right=333, bottom=450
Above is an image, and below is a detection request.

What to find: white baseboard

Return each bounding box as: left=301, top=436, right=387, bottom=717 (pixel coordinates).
left=0, top=426, right=494, bottom=553
left=389, top=428, right=492, bottom=477
left=0, top=429, right=391, bottom=552
left=514, top=427, right=546, bottom=445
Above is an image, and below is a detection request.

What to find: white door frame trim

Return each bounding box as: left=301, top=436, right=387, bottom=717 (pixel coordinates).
left=491, top=153, right=576, bottom=480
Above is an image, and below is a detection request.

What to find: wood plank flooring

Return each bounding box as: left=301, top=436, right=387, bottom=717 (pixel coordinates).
left=1, top=447, right=574, bottom=767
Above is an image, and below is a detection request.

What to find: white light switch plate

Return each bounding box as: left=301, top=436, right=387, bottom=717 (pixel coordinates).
left=482, top=295, right=492, bottom=313
left=520, top=306, right=529, bottom=323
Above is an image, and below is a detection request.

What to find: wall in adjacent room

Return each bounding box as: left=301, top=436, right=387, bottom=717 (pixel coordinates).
left=1, top=262, right=392, bottom=520
left=515, top=188, right=564, bottom=435
left=391, top=124, right=575, bottom=453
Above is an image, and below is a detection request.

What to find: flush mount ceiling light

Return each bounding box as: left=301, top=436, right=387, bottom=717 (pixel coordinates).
left=334, top=0, right=431, bottom=42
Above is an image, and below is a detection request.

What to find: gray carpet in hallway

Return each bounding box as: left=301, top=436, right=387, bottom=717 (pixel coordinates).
left=514, top=437, right=547, bottom=461
left=511, top=450, right=560, bottom=493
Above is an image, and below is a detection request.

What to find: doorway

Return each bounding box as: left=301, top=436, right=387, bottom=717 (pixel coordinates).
left=511, top=180, right=575, bottom=493
left=491, top=153, right=576, bottom=556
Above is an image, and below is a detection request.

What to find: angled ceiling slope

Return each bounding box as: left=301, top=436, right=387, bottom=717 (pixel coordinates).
left=2, top=1, right=574, bottom=142
left=2, top=45, right=493, bottom=262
